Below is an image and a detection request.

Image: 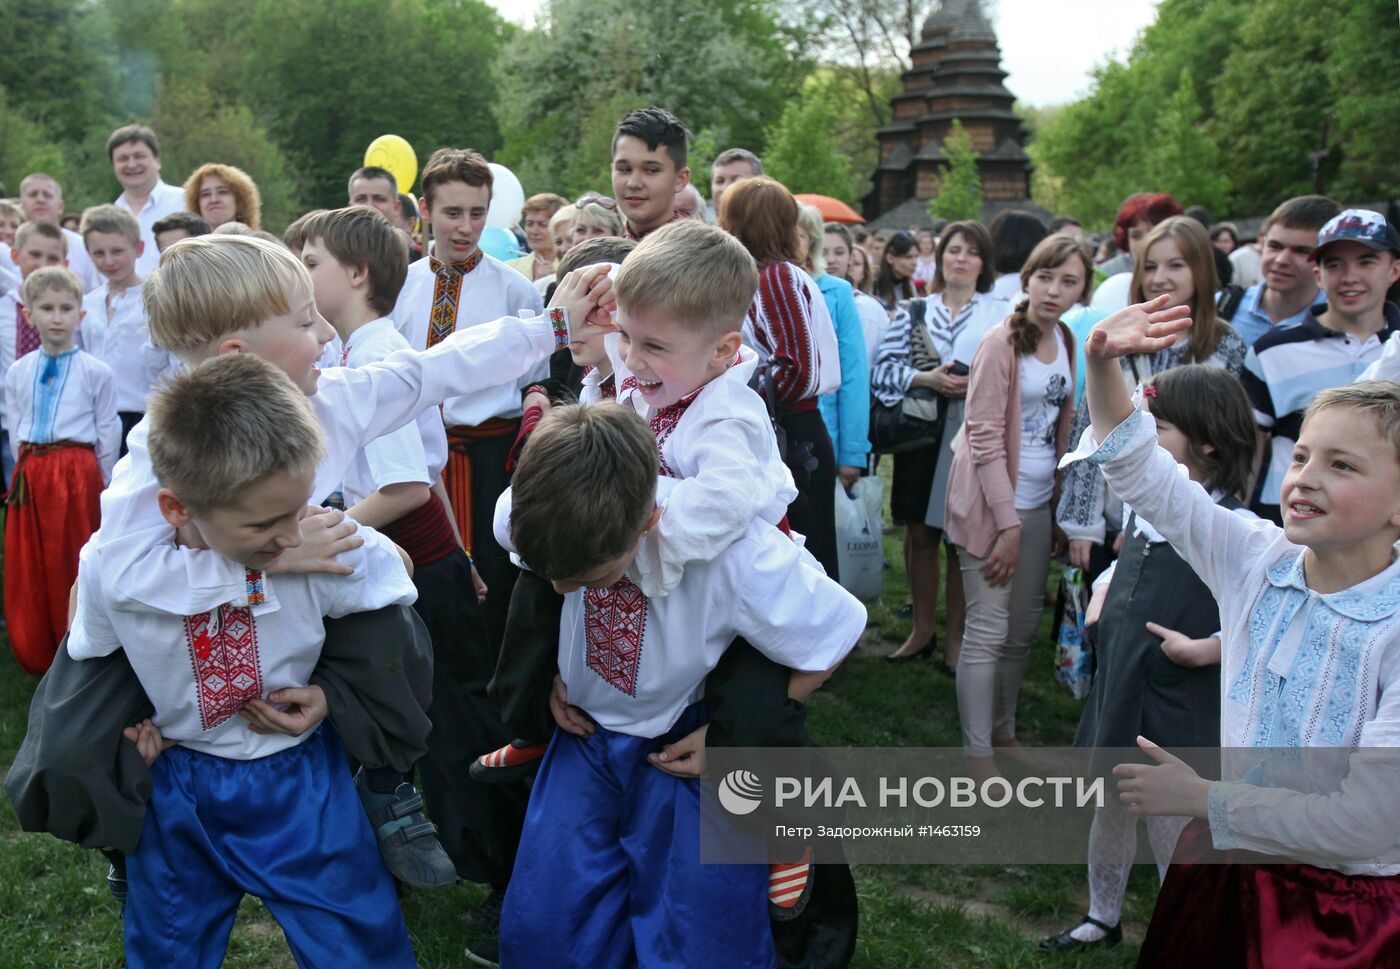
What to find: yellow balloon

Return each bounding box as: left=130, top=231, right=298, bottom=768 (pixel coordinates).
left=363, top=135, right=418, bottom=195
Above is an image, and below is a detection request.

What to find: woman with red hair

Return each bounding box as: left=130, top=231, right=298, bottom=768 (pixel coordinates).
left=1091, top=192, right=1183, bottom=313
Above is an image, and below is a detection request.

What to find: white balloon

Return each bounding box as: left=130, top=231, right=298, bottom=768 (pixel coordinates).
left=486, top=163, right=527, bottom=229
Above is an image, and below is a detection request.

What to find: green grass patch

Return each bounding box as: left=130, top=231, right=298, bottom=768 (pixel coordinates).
left=0, top=471, right=1162, bottom=966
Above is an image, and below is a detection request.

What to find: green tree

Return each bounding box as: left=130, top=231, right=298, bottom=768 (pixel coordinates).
left=763, top=96, right=855, bottom=201
left=495, top=0, right=805, bottom=198
left=928, top=120, right=981, bottom=223
left=149, top=83, right=303, bottom=231
left=0, top=87, right=69, bottom=195
left=1143, top=69, right=1229, bottom=214
left=1027, top=0, right=1248, bottom=224
left=1208, top=0, right=1333, bottom=213
left=1327, top=0, right=1400, bottom=199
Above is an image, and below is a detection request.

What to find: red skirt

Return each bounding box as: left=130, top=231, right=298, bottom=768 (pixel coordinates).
left=4, top=442, right=103, bottom=674
left=1138, top=818, right=1400, bottom=968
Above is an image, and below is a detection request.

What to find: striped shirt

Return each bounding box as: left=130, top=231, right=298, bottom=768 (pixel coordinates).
left=870, top=291, right=1006, bottom=408
left=1242, top=303, right=1400, bottom=508
left=743, top=261, right=822, bottom=404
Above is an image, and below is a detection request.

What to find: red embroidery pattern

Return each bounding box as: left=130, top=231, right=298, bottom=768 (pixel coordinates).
left=599, top=373, right=617, bottom=400
left=584, top=577, right=646, bottom=696
left=648, top=391, right=701, bottom=478
left=185, top=605, right=263, bottom=731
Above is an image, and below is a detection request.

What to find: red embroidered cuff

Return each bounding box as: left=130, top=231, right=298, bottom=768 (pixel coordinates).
left=548, top=307, right=570, bottom=349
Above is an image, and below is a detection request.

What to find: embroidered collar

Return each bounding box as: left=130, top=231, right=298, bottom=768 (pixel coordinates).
left=625, top=212, right=684, bottom=242
left=430, top=249, right=484, bottom=276
left=1265, top=549, right=1400, bottom=621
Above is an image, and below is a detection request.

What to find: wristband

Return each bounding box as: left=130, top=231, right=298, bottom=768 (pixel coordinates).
left=548, top=306, right=571, bottom=349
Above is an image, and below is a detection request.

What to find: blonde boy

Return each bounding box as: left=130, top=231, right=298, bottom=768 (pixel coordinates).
left=1072, top=297, right=1400, bottom=963
left=79, top=204, right=167, bottom=449
left=71, top=353, right=418, bottom=967
left=0, top=220, right=69, bottom=485
left=11, top=233, right=597, bottom=884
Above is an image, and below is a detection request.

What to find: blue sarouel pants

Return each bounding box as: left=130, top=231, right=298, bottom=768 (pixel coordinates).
left=125, top=723, right=416, bottom=969
left=501, top=702, right=775, bottom=969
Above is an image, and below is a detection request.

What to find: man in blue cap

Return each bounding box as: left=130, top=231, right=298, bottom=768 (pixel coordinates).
left=1240, top=209, right=1400, bottom=522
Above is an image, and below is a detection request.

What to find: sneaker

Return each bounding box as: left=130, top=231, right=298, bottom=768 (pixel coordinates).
left=768, top=847, right=814, bottom=921
left=354, top=772, right=458, bottom=890
left=100, top=849, right=127, bottom=918
left=469, top=740, right=548, bottom=784
left=464, top=938, right=500, bottom=967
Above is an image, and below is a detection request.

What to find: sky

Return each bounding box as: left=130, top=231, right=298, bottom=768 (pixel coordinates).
left=479, top=0, right=1161, bottom=107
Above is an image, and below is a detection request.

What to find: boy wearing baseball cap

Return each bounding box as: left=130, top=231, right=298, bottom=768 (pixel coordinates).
left=1241, top=209, right=1400, bottom=522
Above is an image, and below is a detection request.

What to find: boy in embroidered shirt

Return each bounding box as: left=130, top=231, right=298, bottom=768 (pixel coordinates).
left=495, top=403, right=865, bottom=968
left=479, top=221, right=795, bottom=757
left=388, top=147, right=546, bottom=654
left=70, top=353, right=419, bottom=967
left=1065, top=293, right=1400, bottom=966
left=1242, top=209, right=1400, bottom=523
left=4, top=266, right=119, bottom=675
left=78, top=205, right=169, bottom=451
left=7, top=233, right=600, bottom=887
left=301, top=204, right=524, bottom=894
left=612, top=107, right=691, bottom=241
left=1, top=220, right=68, bottom=487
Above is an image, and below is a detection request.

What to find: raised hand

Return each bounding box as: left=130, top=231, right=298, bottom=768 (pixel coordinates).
left=1085, top=294, right=1193, bottom=361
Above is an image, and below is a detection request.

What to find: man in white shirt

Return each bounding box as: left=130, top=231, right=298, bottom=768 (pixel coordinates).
left=18, top=173, right=102, bottom=293
left=108, top=125, right=185, bottom=276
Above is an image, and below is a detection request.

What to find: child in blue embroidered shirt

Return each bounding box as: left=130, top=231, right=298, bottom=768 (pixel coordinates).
left=1067, top=293, right=1400, bottom=967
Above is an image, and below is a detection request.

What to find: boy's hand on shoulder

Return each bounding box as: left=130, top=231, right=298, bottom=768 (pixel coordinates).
left=265, top=507, right=363, bottom=576
left=122, top=718, right=176, bottom=766
left=1086, top=294, right=1193, bottom=360
left=240, top=685, right=329, bottom=736
left=648, top=725, right=708, bottom=779
left=550, top=674, right=595, bottom=737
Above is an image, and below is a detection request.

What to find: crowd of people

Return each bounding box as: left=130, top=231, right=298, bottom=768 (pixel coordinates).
left=1, top=100, right=1399, bottom=969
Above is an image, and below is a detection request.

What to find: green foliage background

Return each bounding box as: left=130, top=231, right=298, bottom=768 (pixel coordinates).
left=1028, top=0, right=1400, bottom=226
left=0, top=0, right=1395, bottom=233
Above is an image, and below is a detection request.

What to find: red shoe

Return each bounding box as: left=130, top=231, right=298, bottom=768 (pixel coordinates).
left=468, top=740, right=548, bottom=784
left=768, top=847, right=813, bottom=921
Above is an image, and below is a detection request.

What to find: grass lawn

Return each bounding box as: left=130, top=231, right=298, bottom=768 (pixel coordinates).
left=0, top=478, right=1162, bottom=968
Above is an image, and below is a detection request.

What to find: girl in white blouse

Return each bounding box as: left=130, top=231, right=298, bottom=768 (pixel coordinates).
left=1070, top=294, right=1400, bottom=968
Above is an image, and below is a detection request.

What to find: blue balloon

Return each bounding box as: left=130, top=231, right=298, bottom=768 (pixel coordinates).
left=478, top=225, right=521, bottom=260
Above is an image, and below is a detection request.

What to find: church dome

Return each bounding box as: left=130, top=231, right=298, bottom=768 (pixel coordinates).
left=920, top=0, right=997, bottom=44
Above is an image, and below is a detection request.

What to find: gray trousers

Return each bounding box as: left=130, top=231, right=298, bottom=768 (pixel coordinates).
left=954, top=503, right=1053, bottom=756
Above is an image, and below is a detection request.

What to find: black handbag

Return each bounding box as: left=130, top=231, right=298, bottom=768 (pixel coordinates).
left=869, top=300, right=947, bottom=455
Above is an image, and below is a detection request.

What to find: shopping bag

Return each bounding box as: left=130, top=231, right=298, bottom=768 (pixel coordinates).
left=1053, top=566, right=1094, bottom=699
left=834, top=477, right=883, bottom=601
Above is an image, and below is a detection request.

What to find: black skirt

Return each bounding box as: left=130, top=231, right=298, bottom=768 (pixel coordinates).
left=1074, top=506, right=1235, bottom=777
left=889, top=441, right=939, bottom=527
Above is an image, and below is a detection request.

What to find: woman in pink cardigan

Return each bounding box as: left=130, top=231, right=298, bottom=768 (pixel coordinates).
left=944, top=234, right=1094, bottom=778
